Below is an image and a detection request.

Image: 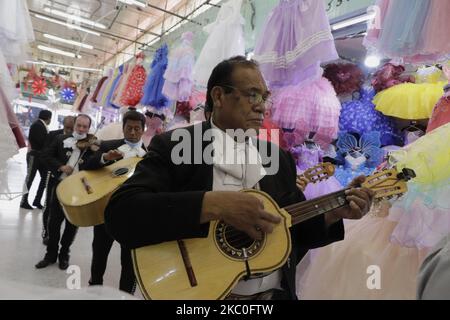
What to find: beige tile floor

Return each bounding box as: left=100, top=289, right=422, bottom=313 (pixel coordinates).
left=0, top=149, right=142, bottom=299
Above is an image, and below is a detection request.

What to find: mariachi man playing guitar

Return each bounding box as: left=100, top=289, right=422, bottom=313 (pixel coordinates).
left=105, top=57, right=374, bottom=300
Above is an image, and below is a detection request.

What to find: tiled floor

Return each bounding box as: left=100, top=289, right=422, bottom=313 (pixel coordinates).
left=0, top=149, right=141, bottom=299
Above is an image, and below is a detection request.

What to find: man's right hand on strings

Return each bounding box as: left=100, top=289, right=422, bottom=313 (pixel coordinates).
left=201, top=191, right=281, bottom=240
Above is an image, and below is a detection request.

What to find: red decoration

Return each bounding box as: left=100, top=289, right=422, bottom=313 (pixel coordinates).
left=32, top=79, right=47, bottom=96
left=323, top=63, right=364, bottom=95
left=371, top=63, right=415, bottom=93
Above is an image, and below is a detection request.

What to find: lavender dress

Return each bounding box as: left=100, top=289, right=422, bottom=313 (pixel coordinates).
left=291, top=145, right=342, bottom=200
left=254, top=0, right=338, bottom=88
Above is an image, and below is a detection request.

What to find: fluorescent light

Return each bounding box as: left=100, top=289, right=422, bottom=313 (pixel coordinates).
left=34, top=14, right=100, bottom=36
left=44, top=7, right=107, bottom=29
left=43, top=34, right=94, bottom=50
left=364, top=54, right=381, bottom=68
left=331, top=12, right=377, bottom=31
left=26, top=60, right=102, bottom=72
left=37, top=45, right=82, bottom=59
left=118, top=0, right=147, bottom=8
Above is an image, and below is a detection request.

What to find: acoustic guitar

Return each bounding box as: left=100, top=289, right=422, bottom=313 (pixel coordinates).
left=132, top=167, right=415, bottom=300
left=56, top=157, right=142, bottom=227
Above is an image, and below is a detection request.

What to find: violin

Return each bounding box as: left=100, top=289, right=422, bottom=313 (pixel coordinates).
left=76, top=134, right=101, bottom=152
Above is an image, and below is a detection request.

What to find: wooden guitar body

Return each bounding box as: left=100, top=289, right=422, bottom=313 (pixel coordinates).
left=133, top=189, right=292, bottom=300
left=56, top=157, right=142, bottom=227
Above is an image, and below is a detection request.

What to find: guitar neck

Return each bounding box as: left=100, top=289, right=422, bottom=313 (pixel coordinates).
left=284, top=188, right=350, bottom=225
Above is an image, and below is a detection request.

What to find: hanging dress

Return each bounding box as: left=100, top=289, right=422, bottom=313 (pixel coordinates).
left=290, top=144, right=342, bottom=200
left=120, top=55, right=147, bottom=107
left=163, top=32, right=195, bottom=102
left=140, top=44, right=170, bottom=109
left=339, top=88, right=402, bottom=146
left=296, top=123, right=450, bottom=300
left=192, top=0, right=245, bottom=88
left=254, top=0, right=338, bottom=88
left=271, top=77, right=341, bottom=148
left=373, top=67, right=446, bottom=120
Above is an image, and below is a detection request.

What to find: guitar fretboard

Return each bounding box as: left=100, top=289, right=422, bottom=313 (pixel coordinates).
left=284, top=188, right=350, bottom=225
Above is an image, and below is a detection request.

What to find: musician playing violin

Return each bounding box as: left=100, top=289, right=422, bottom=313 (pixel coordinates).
left=36, top=114, right=96, bottom=270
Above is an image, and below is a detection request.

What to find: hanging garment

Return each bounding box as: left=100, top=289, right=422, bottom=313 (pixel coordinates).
left=0, top=51, right=17, bottom=101
left=332, top=131, right=383, bottom=187
left=290, top=144, right=342, bottom=200
left=254, top=0, right=338, bottom=88
left=387, top=123, right=450, bottom=249
left=112, top=64, right=132, bottom=108
left=388, top=180, right=450, bottom=250
left=98, top=69, right=115, bottom=106
left=0, top=86, right=20, bottom=171
left=296, top=124, right=450, bottom=300
left=373, top=68, right=446, bottom=120
left=120, top=57, right=147, bottom=107
left=364, top=0, right=450, bottom=63
left=142, top=115, right=164, bottom=147
left=140, top=44, right=170, bottom=109
left=296, top=200, right=429, bottom=300
left=104, top=66, right=123, bottom=108
left=90, top=76, right=108, bottom=103
left=338, top=88, right=403, bottom=146
left=163, top=32, right=195, bottom=102
left=271, top=77, right=341, bottom=148
left=192, top=0, right=245, bottom=87
left=427, top=96, right=450, bottom=133
left=0, top=0, right=34, bottom=63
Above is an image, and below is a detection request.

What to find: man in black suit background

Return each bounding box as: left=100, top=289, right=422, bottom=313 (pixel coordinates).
left=105, top=56, right=375, bottom=299
left=20, top=109, right=52, bottom=210
left=82, top=110, right=147, bottom=294
left=36, top=114, right=95, bottom=270
left=41, top=116, right=75, bottom=245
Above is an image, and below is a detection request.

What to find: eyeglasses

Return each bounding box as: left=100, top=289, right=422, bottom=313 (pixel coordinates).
left=221, top=85, right=273, bottom=109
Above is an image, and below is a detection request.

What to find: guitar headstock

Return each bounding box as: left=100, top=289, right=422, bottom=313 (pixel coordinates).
left=302, top=162, right=335, bottom=183
left=362, top=168, right=416, bottom=200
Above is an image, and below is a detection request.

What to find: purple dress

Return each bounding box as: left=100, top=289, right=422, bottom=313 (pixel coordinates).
left=338, top=88, right=403, bottom=146
left=291, top=145, right=342, bottom=200
left=254, top=0, right=338, bottom=88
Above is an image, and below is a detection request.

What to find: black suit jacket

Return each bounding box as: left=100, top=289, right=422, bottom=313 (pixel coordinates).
left=41, top=129, right=64, bottom=173
left=28, top=119, right=48, bottom=153
left=104, top=122, right=344, bottom=299
left=41, top=134, right=95, bottom=179
left=82, top=139, right=147, bottom=171
left=45, top=129, right=64, bottom=146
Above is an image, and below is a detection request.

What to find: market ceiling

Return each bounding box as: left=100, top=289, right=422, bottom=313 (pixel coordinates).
left=27, top=0, right=219, bottom=70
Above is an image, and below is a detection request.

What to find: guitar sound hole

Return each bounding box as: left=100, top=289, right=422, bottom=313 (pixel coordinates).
left=224, top=225, right=254, bottom=250
left=215, top=221, right=263, bottom=259
left=113, top=167, right=129, bottom=177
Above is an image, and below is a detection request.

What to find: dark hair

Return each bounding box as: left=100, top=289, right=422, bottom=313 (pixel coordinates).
left=123, top=110, right=146, bottom=129
left=206, top=56, right=259, bottom=112
left=75, top=114, right=92, bottom=128
left=63, top=115, right=75, bottom=125
left=38, top=109, right=52, bottom=121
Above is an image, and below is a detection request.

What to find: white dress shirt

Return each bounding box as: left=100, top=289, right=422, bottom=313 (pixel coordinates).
left=210, top=120, right=282, bottom=296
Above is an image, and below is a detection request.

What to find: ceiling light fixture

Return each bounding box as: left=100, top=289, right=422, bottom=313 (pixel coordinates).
left=34, top=14, right=100, bottom=36
left=43, top=7, right=107, bottom=29
left=118, top=0, right=147, bottom=8
left=43, top=34, right=94, bottom=50
left=331, top=12, right=377, bottom=31
left=37, top=45, right=82, bottom=59
left=364, top=54, right=381, bottom=68
left=26, top=60, right=102, bottom=72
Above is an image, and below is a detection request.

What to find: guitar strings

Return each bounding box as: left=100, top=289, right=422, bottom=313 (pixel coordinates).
left=221, top=191, right=350, bottom=246
left=221, top=192, right=350, bottom=244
